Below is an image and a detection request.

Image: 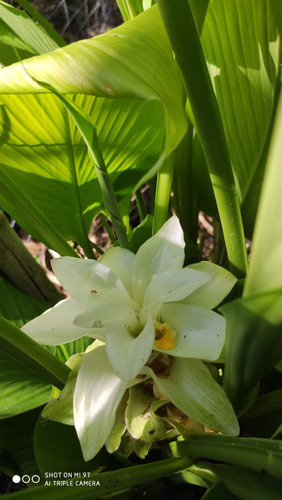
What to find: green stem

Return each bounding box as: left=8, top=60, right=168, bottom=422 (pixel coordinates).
left=153, top=154, right=175, bottom=233
left=99, top=212, right=116, bottom=245
left=0, top=316, right=70, bottom=390
left=158, top=0, right=248, bottom=278
left=90, top=240, right=104, bottom=255
left=115, top=0, right=131, bottom=21
left=135, top=189, right=147, bottom=221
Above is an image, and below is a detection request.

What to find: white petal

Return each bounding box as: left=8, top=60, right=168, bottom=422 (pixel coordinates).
left=160, top=303, right=225, bottom=361
left=100, top=247, right=135, bottom=296
left=21, top=298, right=100, bottom=345
left=51, top=257, right=132, bottom=306
left=74, top=345, right=127, bottom=461
left=73, top=299, right=137, bottom=329
left=105, top=314, right=155, bottom=381
left=143, top=268, right=210, bottom=311
left=182, top=261, right=237, bottom=309
left=133, top=216, right=185, bottom=305
left=142, top=358, right=239, bottom=435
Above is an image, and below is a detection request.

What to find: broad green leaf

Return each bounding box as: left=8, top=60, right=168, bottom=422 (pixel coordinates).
left=0, top=275, right=49, bottom=328
left=206, top=464, right=282, bottom=500
left=222, top=95, right=282, bottom=404
left=0, top=5, right=186, bottom=185
left=240, top=389, right=282, bottom=439
left=244, top=94, right=282, bottom=297
left=0, top=350, right=52, bottom=418
left=0, top=95, right=103, bottom=257
left=0, top=1, right=59, bottom=56
left=221, top=291, right=282, bottom=405
left=0, top=408, right=41, bottom=477
left=33, top=418, right=116, bottom=476
left=201, top=0, right=280, bottom=236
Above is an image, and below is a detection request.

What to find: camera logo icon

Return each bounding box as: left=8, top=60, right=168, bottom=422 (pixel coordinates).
left=12, top=475, right=40, bottom=484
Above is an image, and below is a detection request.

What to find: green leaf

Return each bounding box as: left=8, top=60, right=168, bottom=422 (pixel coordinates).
left=0, top=1, right=59, bottom=56
left=0, top=95, right=101, bottom=257
left=206, top=464, right=282, bottom=500
left=222, top=95, right=282, bottom=405
left=244, top=94, right=282, bottom=297
left=0, top=350, right=52, bottom=418
left=0, top=5, right=186, bottom=182
left=221, top=291, right=282, bottom=404
left=0, top=275, right=49, bottom=328
left=0, top=316, right=70, bottom=390
left=33, top=418, right=116, bottom=476
left=240, top=389, right=282, bottom=438
left=0, top=162, right=78, bottom=258
left=202, top=480, right=239, bottom=500
left=14, top=0, right=66, bottom=48
left=0, top=408, right=41, bottom=477
left=201, top=0, right=280, bottom=236
left=169, top=434, right=282, bottom=480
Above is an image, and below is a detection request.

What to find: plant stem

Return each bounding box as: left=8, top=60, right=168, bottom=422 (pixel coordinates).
left=135, top=189, right=147, bottom=221
left=99, top=212, right=116, bottom=245
left=158, top=0, right=248, bottom=278
left=153, top=154, right=175, bottom=233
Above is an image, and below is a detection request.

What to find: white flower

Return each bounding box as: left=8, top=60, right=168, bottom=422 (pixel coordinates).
left=23, top=217, right=235, bottom=379
left=22, top=216, right=239, bottom=460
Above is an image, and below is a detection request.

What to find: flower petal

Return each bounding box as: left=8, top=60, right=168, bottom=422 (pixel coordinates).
left=159, top=303, right=225, bottom=361
left=73, top=345, right=127, bottom=461
left=182, top=261, right=237, bottom=309
left=105, top=313, right=155, bottom=381
left=100, top=247, right=135, bottom=296
left=133, top=216, right=185, bottom=305
left=21, top=298, right=100, bottom=345
left=143, top=268, right=210, bottom=313
left=73, top=299, right=137, bottom=329
left=52, top=257, right=132, bottom=306
left=142, top=358, right=239, bottom=435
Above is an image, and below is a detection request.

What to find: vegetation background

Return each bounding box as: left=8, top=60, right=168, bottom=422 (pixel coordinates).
left=1, top=0, right=123, bottom=495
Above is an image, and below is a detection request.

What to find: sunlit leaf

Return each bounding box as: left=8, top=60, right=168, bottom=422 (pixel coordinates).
left=201, top=0, right=280, bottom=236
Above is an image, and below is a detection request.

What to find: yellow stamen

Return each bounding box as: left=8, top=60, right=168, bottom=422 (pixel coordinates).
left=154, top=321, right=176, bottom=350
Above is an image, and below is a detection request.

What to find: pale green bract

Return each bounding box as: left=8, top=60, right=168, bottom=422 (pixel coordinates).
left=22, top=216, right=239, bottom=460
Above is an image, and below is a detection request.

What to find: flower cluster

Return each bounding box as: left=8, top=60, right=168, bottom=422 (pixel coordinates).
left=23, top=217, right=239, bottom=460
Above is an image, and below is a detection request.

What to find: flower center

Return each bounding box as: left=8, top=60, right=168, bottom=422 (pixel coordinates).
left=154, top=321, right=176, bottom=350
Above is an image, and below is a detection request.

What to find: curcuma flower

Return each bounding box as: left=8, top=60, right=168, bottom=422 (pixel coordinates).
left=22, top=216, right=239, bottom=460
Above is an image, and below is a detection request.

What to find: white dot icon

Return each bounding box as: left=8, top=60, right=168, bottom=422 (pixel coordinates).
left=12, top=475, right=21, bottom=484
